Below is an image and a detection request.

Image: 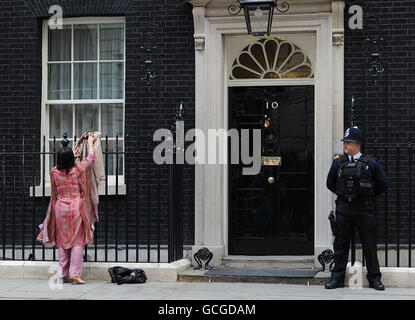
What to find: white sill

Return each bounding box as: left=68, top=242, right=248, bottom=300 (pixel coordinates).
left=30, top=183, right=127, bottom=197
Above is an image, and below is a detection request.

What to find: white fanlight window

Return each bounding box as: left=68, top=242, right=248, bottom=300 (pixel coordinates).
left=230, top=37, right=314, bottom=80
left=41, top=17, right=125, bottom=184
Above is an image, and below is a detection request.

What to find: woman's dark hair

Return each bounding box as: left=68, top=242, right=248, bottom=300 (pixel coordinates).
left=57, top=146, right=75, bottom=175
left=57, top=133, right=75, bottom=175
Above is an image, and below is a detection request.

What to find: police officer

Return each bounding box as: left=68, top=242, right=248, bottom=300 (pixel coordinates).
left=325, top=126, right=389, bottom=290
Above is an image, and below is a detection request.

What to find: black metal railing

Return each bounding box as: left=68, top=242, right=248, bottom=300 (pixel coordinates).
left=350, top=142, right=414, bottom=267
left=0, top=134, right=184, bottom=263
left=2, top=136, right=413, bottom=267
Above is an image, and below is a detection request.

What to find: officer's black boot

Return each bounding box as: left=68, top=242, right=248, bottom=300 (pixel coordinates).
left=324, top=279, right=345, bottom=289
left=369, top=280, right=385, bottom=291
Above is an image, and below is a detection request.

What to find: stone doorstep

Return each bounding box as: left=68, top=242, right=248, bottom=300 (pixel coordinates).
left=220, top=256, right=316, bottom=270
left=222, top=255, right=315, bottom=262
left=177, top=268, right=330, bottom=286
left=0, top=259, right=191, bottom=282
left=178, top=266, right=415, bottom=288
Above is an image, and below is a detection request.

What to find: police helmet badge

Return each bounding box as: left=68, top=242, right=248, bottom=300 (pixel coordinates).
left=344, top=128, right=350, bottom=138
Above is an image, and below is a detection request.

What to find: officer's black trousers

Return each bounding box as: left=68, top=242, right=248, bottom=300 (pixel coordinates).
left=330, top=208, right=381, bottom=283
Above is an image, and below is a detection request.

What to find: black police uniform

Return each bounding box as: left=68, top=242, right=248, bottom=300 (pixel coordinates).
left=326, top=127, right=389, bottom=287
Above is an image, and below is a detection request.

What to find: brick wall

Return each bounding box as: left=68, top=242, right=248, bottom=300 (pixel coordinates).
left=344, top=0, right=415, bottom=246
left=0, top=0, right=196, bottom=254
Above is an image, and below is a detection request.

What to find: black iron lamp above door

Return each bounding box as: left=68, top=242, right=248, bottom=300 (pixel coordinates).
left=228, top=0, right=289, bottom=38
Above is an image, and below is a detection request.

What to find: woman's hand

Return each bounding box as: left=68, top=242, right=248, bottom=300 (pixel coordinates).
left=88, top=132, right=94, bottom=151
left=73, top=145, right=81, bottom=158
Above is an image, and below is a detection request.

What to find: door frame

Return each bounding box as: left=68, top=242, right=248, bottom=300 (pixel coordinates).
left=221, top=26, right=329, bottom=259
left=190, top=4, right=344, bottom=267
left=224, top=33, right=317, bottom=256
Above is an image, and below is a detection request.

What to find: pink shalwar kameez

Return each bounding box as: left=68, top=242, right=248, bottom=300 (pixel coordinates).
left=37, top=151, right=96, bottom=277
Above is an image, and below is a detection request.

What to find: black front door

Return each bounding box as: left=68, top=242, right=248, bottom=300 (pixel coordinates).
left=228, top=86, right=314, bottom=255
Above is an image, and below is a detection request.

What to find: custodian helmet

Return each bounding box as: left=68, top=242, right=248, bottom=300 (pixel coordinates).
left=341, top=126, right=364, bottom=145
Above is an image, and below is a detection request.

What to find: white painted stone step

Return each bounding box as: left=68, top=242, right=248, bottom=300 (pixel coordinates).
left=221, top=256, right=316, bottom=269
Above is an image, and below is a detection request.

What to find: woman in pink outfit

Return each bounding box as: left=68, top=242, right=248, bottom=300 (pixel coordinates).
left=37, top=133, right=96, bottom=284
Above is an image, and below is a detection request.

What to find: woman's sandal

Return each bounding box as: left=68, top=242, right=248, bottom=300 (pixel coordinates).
left=70, top=276, right=86, bottom=285
left=62, top=276, right=73, bottom=283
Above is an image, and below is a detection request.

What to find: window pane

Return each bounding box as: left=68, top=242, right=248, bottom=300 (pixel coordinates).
left=48, top=26, right=71, bottom=61
left=48, top=64, right=71, bottom=100
left=282, top=65, right=313, bottom=79
left=248, top=7, right=271, bottom=35
left=49, top=104, right=73, bottom=139
left=279, top=52, right=306, bottom=74
left=74, top=24, right=97, bottom=61
left=102, top=139, right=124, bottom=176
left=100, top=24, right=124, bottom=60
left=73, top=63, right=97, bottom=99
left=101, top=104, right=123, bottom=138
left=75, top=104, right=99, bottom=138
left=99, top=62, right=124, bottom=99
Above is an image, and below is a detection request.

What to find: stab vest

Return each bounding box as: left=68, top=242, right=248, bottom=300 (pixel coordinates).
left=336, top=154, right=375, bottom=205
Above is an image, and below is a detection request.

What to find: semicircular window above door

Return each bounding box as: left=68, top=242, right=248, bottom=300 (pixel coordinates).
left=230, top=38, right=314, bottom=80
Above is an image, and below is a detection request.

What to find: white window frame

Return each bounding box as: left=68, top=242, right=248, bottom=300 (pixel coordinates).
left=33, top=17, right=126, bottom=197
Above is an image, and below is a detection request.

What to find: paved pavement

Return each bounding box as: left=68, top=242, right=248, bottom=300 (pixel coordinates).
left=0, top=279, right=415, bottom=300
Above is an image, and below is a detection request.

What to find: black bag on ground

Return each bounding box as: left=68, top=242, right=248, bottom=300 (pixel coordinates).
left=108, top=266, right=147, bottom=285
